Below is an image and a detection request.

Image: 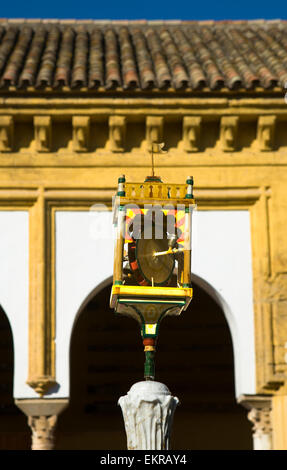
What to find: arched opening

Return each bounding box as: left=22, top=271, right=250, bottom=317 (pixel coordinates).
left=57, top=281, right=252, bottom=450
left=0, top=306, right=30, bottom=449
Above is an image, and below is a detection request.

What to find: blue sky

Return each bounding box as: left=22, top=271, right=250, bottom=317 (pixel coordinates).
left=0, top=0, right=286, bottom=21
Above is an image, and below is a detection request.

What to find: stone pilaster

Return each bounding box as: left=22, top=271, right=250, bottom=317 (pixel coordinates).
left=238, top=395, right=273, bottom=450
left=118, top=381, right=179, bottom=450
left=15, top=398, right=68, bottom=450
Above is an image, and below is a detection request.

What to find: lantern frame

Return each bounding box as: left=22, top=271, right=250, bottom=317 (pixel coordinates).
left=110, top=175, right=196, bottom=379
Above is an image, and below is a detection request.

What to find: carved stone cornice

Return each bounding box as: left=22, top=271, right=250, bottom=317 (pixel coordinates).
left=108, top=116, right=126, bottom=152
left=183, top=116, right=201, bottom=152
left=72, top=116, right=90, bottom=152
left=219, top=116, right=238, bottom=152
left=146, top=116, right=163, bottom=152
left=0, top=115, right=13, bottom=152
left=34, top=116, right=51, bottom=152
left=256, top=115, right=276, bottom=151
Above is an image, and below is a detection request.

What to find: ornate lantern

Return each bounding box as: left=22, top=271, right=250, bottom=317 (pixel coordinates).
left=110, top=164, right=195, bottom=379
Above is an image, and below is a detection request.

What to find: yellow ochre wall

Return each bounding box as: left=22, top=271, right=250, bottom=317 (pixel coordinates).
left=0, top=93, right=287, bottom=448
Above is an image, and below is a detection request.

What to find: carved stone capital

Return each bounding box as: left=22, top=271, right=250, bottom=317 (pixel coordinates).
left=118, top=381, right=179, bottom=450
left=108, top=116, right=126, bottom=152
left=15, top=398, right=69, bottom=450
left=238, top=395, right=272, bottom=450
left=256, top=116, right=276, bottom=151
left=34, top=116, right=51, bottom=152
left=72, top=116, right=90, bottom=152
left=146, top=116, right=163, bottom=152
left=219, top=116, right=238, bottom=152
left=28, top=415, right=57, bottom=450
left=0, top=115, right=14, bottom=152
left=183, top=116, right=201, bottom=152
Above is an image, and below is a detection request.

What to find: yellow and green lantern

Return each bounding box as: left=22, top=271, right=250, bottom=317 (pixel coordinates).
left=110, top=174, right=195, bottom=379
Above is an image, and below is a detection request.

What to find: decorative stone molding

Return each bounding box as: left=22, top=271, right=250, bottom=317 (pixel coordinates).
left=108, top=116, right=126, bottom=152
left=26, top=376, right=57, bottom=397
left=15, top=398, right=69, bottom=450
left=238, top=395, right=273, bottom=450
left=0, top=115, right=13, bottom=152
left=219, top=116, right=238, bottom=152
left=256, top=115, right=276, bottom=151
left=146, top=116, right=163, bottom=152
left=118, top=381, right=179, bottom=450
left=254, top=272, right=287, bottom=383
left=34, top=116, right=51, bottom=152
left=72, top=116, right=90, bottom=152
left=183, top=116, right=201, bottom=152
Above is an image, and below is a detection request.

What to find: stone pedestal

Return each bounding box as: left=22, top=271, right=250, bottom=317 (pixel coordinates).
left=118, top=381, right=179, bottom=450
left=238, top=395, right=273, bottom=450
left=15, top=398, right=68, bottom=450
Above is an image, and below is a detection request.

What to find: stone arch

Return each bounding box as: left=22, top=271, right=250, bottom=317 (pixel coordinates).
left=67, top=270, right=246, bottom=400
left=69, top=275, right=113, bottom=342
left=57, top=276, right=252, bottom=449
left=0, top=304, right=30, bottom=449
left=54, top=209, right=255, bottom=399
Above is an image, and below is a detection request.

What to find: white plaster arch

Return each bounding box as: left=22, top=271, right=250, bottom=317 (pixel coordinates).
left=69, top=275, right=113, bottom=341
left=0, top=211, right=31, bottom=398
left=190, top=273, right=242, bottom=397
left=51, top=209, right=255, bottom=399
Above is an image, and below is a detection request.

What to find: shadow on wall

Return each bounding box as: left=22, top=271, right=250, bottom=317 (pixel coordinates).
left=0, top=306, right=30, bottom=450
left=56, top=282, right=252, bottom=450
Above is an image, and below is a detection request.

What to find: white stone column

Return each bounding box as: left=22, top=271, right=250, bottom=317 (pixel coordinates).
left=118, top=381, right=179, bottom=450
left=15, top=398, right=68, bottom=450
left=238, top=395, right=273, bottom=450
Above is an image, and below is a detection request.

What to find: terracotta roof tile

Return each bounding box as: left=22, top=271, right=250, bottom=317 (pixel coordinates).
left=54, top=27, right=74, bottom=87
left=0, top=20, right=286, bottom=91
left=89, top=28, right=104, bottom=88
left=145, top=28, right=172, bottom=88
left=159, top=28, right=189, bottom=89
left=19, top=27, right=46, bottom=86
left=2, top=26, right=32, bottom=86
left=172, top=29, right=206, bottom=89
left=36, top=26, right=60, bottom=87
left=131, top=28, right=155, bottom=89
left=227, top=27, right=277, bottom=88
left=0, top=27, right=18, bottom=76
left=71, top=26, right=88, bottom=88
left=186, top=27, right=225, bottom=90
left=119, top=27, right=139, bottom=89
left=105, top=28, right=121, bottom=89
left=214, top=28, right=260, bottom=89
